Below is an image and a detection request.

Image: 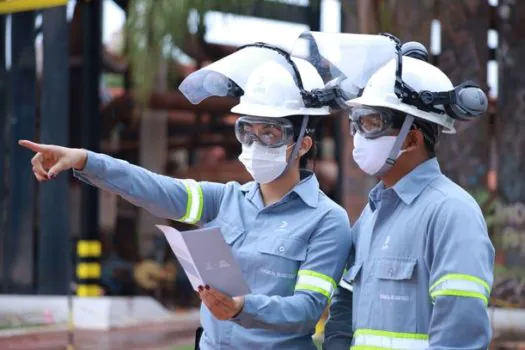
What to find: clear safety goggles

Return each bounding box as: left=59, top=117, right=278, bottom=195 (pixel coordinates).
left=234, top=116, right=295, bottom=148
left=349, top=107, right=400, bottom=139
left=349, top=106, right=439, bottom=148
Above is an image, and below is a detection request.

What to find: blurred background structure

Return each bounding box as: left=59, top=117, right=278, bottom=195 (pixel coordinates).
left=0, top=0, right=524, bottom=349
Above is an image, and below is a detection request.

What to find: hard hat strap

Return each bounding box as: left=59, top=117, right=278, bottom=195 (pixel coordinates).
left=377, top=114, right=415, bottom=176
left=237, top=42, right=307, bottom=92
left=285, top=115, right=309, bottom=172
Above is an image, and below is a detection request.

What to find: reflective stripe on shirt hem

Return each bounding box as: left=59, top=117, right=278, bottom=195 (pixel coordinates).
left=178, top=179, right=203, bottom=224
left=352, top=329, right=429, bottom=350
left=429, top=273, right=490, bottom=305
left=295, top=270, right=336, bottom=298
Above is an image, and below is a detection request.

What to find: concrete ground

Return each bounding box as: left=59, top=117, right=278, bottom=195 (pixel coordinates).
left=0, top=320, right=197, bottom=350
left=0, top=322, right=523, bottom=350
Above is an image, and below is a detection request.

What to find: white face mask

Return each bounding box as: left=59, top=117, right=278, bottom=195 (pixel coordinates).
left=352, top=133, right=404, bottom=176
left=238, top=143, right=292, bottom=184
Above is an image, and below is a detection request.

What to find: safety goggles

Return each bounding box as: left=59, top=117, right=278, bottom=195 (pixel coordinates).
left=234, top=116, right=295, bottom=148
left=349, top=107, right=401, bottom=139
left=350, top=106, right=440, bottom=147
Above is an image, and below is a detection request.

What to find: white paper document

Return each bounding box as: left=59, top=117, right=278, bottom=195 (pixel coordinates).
left=156, top=224, right=251, bottom=297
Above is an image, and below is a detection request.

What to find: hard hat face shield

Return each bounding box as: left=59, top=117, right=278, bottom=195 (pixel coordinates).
left=179, top=31, right=402, bottom=114
left=179, top=45, right=296, bottom=105
left=234, top=116, right=295, bottom=148
left=290, top=31, right=398, bottom=109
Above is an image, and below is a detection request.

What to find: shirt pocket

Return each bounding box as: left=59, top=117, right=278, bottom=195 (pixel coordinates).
left=206, top=217, right=245, bottom=246
left=255, top=236, right=307, bottom=294
left=370, top=257, right=418, bottom=332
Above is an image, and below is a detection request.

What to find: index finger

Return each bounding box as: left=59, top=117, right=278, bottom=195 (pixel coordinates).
left=18, top=140, right=49, bottom=153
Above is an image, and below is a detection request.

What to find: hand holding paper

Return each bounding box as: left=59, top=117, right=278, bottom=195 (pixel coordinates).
left=156, top=224, right=251, bottom=297
left=198, top=285, right=245, bottom=320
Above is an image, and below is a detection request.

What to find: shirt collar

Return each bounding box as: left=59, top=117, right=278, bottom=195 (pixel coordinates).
left=393, top=157, right=441, bottom=204
left=240, top=170, right=319, bottom=208
left=368, top=157, right=441, bottom=209
left=293, top=170, right=319, bottom=208
left=240, top=182, right=257, bottom=202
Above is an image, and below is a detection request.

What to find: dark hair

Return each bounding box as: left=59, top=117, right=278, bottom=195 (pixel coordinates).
left=413, top=119, right=440, bottom=158
left=285, top=115, right=321, bottom=169
left=391, top=111, right=440, bottom=158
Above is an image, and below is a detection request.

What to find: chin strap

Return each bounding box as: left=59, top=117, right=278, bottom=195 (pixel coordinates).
left=285, top=115, right=309, bottom=173
left=376, top=115, right=415, bottom=176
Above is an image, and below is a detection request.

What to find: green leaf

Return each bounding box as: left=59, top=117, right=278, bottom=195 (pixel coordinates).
left=126, top=0, right=262, bottom=105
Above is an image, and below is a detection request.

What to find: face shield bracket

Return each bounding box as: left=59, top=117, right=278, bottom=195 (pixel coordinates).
left=379, top=33, right=488, bottom=122
left=301, top=84, right=350, bottom=109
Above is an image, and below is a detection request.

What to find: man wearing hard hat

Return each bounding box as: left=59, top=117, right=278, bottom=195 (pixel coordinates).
left=323, top=39, right=495, bottom=350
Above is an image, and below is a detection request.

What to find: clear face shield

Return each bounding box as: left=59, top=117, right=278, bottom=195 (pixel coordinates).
left=179, top=31, right=401, bottom=113
left=178, top=32, right=401, bottom=179
left=234, top=116, right=295, bottom=148
left=289, top=31, right=399, bottom=110
left=179, top=45, right=295, bottom=105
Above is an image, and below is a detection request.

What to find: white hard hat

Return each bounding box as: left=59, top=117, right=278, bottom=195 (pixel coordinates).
left=231, top=57, right=330, bottom=117
left=348, top=56, right=457, bottom=133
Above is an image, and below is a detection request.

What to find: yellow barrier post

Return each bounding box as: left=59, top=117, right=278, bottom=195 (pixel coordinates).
left=76, top=240, right=102, bottom=297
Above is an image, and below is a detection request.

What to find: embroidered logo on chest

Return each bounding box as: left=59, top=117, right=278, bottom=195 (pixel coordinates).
left=276, top=220, right=288, bottom=232
left=381, top=235, right=390, bottom=250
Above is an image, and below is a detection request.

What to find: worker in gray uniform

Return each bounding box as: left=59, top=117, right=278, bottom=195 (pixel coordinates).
left=323, top=39, right=495, bottom=350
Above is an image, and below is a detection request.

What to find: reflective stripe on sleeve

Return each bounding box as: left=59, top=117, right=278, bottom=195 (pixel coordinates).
left=351, top=329, right=429, bottom=350
left=294, top=270, right=336, bottom=298
left=429, top=273, right=491, bottom=305
left=178, top=179, right=203, bottom=224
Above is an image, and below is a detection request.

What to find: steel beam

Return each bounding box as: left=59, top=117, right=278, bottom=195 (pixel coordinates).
left=6, top=12, right=37, bottom=293
left=38, top=5, right=71, bottom=294
left=77, top=0, right=102, bottom=296
left=0, top=15, right=6, bottom=291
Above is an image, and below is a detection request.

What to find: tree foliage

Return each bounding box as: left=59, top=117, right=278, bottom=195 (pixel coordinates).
left=126, top=0, right=260, bottom=105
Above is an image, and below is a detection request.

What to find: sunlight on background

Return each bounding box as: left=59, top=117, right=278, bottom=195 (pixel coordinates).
left=101, top=0, right=341, bottom=46
left=99, top=0, right=498, bottom=96
left=1, top=0, right=498, bottom=97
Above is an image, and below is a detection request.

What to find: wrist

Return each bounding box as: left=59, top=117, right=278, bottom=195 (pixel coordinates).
left=73, top=149, right=88, bottom=170
left=231, top=296, right=245, bottom=319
